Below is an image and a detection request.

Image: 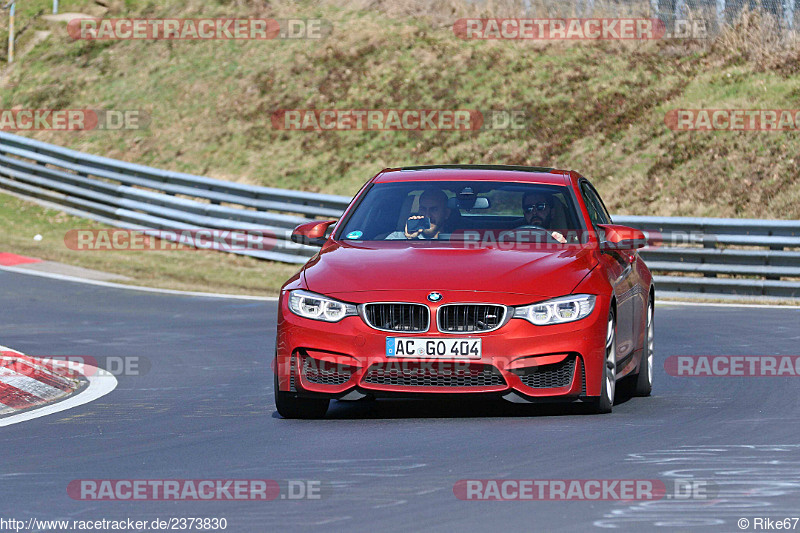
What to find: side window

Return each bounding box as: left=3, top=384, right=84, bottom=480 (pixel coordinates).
left=580, top=181, right=611, bottom=227
left=580, top=183, right=602, bottom=227
left=588, top=184, right=613, bottom=224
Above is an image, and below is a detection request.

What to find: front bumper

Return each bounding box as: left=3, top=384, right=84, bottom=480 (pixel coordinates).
left=276, top=292, right=609, bottom=402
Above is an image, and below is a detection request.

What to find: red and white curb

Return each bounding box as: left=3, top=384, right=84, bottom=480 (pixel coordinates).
left=0, top=345, right=117, bottom=427
left=0, top=252, right=42, bottom=267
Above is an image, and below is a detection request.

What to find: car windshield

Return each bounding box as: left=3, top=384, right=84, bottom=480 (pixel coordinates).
left=336, top=181, right=584, bottom=243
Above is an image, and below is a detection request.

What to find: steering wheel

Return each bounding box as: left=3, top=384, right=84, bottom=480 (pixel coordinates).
left=516, top=225, right=547, bottom=231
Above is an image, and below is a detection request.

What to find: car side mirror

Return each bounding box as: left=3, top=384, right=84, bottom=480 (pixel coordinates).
left=597, top=224, right=647, bottom=251
left=291, top=220, right=337, bottom=246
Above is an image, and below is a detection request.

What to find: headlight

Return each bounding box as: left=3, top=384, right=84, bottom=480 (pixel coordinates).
left=513, top=294, right=596, bottom=325
left=288, top=290, right=358, bottom=323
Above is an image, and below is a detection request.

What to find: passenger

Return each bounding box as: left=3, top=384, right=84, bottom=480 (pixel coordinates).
left=386, top=189, right=453, bottom=240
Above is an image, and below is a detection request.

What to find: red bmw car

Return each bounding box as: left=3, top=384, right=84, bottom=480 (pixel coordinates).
left=274, top=165, right=654, bottom=418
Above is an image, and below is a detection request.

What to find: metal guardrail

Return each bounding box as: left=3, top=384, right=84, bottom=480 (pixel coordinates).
left=614, top=215, right=800, bottom=299
left=1, top=132, right=799, bottom=299
left=0, top=131, right=348, bottom=263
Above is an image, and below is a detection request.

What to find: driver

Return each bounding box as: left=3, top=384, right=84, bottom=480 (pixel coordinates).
left=520, top=191, right=567, bottom=244
left=386, top=189, right=452, bottom=240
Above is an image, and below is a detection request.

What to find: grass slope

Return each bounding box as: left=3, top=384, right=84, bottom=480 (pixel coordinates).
left=2, top=0, right=799, bottom=217
left=0, top=0, right=798, bottom=294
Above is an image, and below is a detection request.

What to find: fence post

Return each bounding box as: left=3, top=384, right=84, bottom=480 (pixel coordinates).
left=716, top=0, right=726, bottom=27
left=576, top=0, right=595, bottom=17
left=6, top=2, right=14, bottom=64
left=674, top=0, right=687, bottom=20
left=53, top=0, right=57, bottom=15
left=783, top=0, right=794, bottom=28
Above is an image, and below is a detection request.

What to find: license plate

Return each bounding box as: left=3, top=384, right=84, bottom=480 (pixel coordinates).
left=386, top=337, right=481, bottom=359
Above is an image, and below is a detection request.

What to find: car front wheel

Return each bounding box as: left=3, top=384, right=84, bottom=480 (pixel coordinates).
left=590, top=308, right=616, bottom=414
left=274, top=362, right=329, bottom=419
left=633, top=298, right=654, bottom=397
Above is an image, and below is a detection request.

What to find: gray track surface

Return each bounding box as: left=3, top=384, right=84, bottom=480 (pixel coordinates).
left=1, top=270, right=799, bottom=532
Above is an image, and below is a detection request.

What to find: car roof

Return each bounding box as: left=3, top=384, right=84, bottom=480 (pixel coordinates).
left=374, top=165, right=571, bottom=186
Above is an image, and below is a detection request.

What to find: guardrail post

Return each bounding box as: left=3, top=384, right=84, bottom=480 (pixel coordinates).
left=6, top=2, right=15, bottom=64
left=767, top=243, right=784, bottom=280
left=53, top=0, right=57, bottom=15
left=701, top=234, right=718, bottom=277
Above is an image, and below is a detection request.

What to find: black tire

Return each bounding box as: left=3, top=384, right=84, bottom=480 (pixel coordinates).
left=274, top=363, right=329, bottom=419
left=633, top=298, right=654, bottom=397
left=590, top=308, right=616, bottom=414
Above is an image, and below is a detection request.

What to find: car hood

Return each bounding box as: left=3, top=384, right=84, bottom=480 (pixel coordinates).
left=302, top=241, right=598, bottom=300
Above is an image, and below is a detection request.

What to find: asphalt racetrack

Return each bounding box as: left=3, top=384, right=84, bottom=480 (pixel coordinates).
left=1, top=269, right=799, bottom=532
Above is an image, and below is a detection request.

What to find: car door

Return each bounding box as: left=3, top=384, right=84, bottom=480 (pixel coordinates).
left=579, top=179, right=637, bottom=360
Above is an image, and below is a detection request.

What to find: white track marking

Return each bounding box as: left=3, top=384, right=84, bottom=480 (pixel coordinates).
left=657, top=300, right=800, bottom=310
left=0, top=265, right=277, bottom=301
left=0, top=345, right=22, bottom=354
